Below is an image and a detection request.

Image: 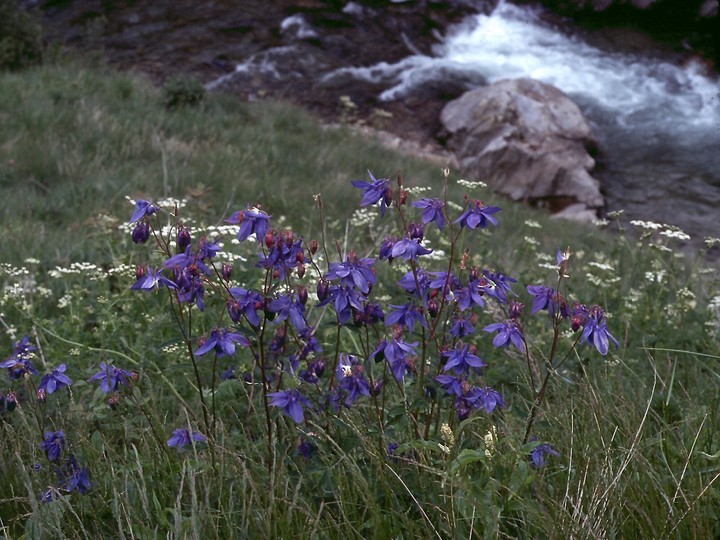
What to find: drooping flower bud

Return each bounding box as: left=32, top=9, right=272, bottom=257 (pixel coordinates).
left=298, top=285, right=308, bottom=305
left=221, top=263, right=233, bottom=282
left=131, top=222, right=150, bottom=244
left=264, top=231, right=274, bottom=248
left=309, top=239, right=318, bottom=255
left=428, top=300, right=439, bottom=318
left=317, top=279, right=330, bottom=302
left=177, top=226, right=191, bottom=252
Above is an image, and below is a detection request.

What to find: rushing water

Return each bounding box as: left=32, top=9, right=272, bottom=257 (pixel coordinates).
left=326, top=1, right=720, bottom=243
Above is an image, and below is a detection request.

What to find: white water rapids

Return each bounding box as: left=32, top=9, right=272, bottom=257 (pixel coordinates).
left=325, top=1, right=720, bottom=241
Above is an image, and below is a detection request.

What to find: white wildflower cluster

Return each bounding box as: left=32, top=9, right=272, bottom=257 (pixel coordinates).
left=349, top=207, right=376, bottom=227
left=456, top=179, right=487, bottom=190
left=0, top=263, right=29, bottom=277
left=483, top=426, right=497, bottom=458
left=630, top=220, right=691, bottom=241
left=523, top=236, right=539, bottom=247
left=706, top=295, right=720, bottom=334
left=405, top=186, right=432, bottom=195
left=24, top=258, right=40, bottom=265
left=587, top=261, right=615, bottom=272
left=524, top=220, right=542, bottom=229
left=705, top=237, right=720, bottom=248
left=162, top=343, right=181, bottom=355
left=630, top=220, right=663, bottom=230
left=644, top=269, right=667, bottom=284
left=214, top=251, right=248, bottom=263
left=107, top=264, right=136, bottom=278
left=57, top=293, right=73, bottom=309
left=594, top=218, right=609, bottom=228
left=660, top=229, right=691, bottom=241
left=206, top=224, right=240, bottom=237
left=155, top=197, right=188, bottom=210
left=49, top=262, right=105, bottom=281
left=676, top=287, right=697, bottom=312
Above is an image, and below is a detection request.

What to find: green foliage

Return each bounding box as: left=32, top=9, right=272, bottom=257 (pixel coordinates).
left=0, top=0, right=43, bottom=71
left=162, top=74, right=206, bottom=110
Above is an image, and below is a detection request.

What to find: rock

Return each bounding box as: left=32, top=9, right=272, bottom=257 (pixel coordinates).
left=549, top=203, right=598, bottom=224
left=440, top=78, right=604, bottom=211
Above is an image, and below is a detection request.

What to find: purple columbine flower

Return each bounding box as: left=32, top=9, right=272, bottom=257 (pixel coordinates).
left=335, top=354, right=371, bottom=406
left=398, top=268, right=431, bottom=298
left=167, top=428, right=207, bottom=449
left=129, top=199, right=157, bottom=223
left=267, top=294, right=307, bottom=332
left=325, top=255, right=376, bottom=295
left=385, top=302, right=428, bottom=333
left=390, top=238, right=433, bottom=261
left=194, top=328, right=250, bottom=358
left=268, top=388, right=310, bottom=424
left=131, top=267, right=178, bottom=291
left=61, top=454, right=91, bottom=494
left=529, top=442, right=560, bottom=468
left=40, top=430, right=65, bottom=462
left=1, top=335, right=38, bottom=379
left=88, top=362, right=133, bottom=393
left=442, top=343, right=486, bottom=374
left=0, top=356, right=38, bottom=379
left=455, top=283, right=486, bottom=311
left=454, top=200, right=500, bottom=229
left=449, top=317, right=475, bottom=339
left=580, top=306, right=619, bottom=356
left=412, top=198, right=445, bottom=230
left=483, top=321, right=524, bottom=351
left=378, top=236, right=397, bottom=262
left=227, top=287, right=264, bottom=327
left=526, top=285, right=556, bottom=315
left=351, top=170, right=392, bottom=216
left=434, top=374, right=463, bottom=397
left=38, top=364, right=72, bottom=394
left=466, top=386, right=505, bottom=414
left=226, top=205, right=271, bottom=243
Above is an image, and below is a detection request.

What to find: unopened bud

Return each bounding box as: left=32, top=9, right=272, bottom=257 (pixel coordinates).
left=177, top=226, right=191, bottom=252
left=309, top=239, right=318, bottom=255
left=298, top=285, right=308, bottom=305
left=131, top=222, right=150, bottom=244
left=296, top=263, right=306, bottom=279
left=221, top=263, right=233, bottom=282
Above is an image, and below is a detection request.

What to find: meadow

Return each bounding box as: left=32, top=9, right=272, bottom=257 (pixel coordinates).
left=1, top=58, right=720, bottom=539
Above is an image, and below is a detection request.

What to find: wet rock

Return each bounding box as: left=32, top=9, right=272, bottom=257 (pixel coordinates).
left=440, top=78, right=603, bottom=211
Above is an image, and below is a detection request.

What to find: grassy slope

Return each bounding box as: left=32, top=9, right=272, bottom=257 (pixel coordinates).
left=0, top=60, right=719, bottom=538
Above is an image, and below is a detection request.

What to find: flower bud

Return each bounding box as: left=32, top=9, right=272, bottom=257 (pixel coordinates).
left=399, top=189, right=408, bottom=206
left=317, top=279, right=330, bottom=302
left=264, top=231, right=274, bottom=248
left=370, top=379, right=383, bottom=396
left=428, top=300, right=438, bottom=318
left=221, top=263, right=233, bottom=282
left=135, top=265, right=147, bottom=280
left=131, top=222, right=150, bottom=244
left=298, top=285, right=308, bottom=305
left=177, top=226, right=191, bottom=252
left=36, top=388, right=46, bottom=403
left=314, top=359, right=326, bottom=378
left=296, top=263, right=306, bottom=279
left=469, top=266, right=480, bottom=281
left=309, top=239, right=318, bottom=255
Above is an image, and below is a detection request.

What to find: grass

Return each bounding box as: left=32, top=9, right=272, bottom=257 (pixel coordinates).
left=0, top=57, right=719, bottom=538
